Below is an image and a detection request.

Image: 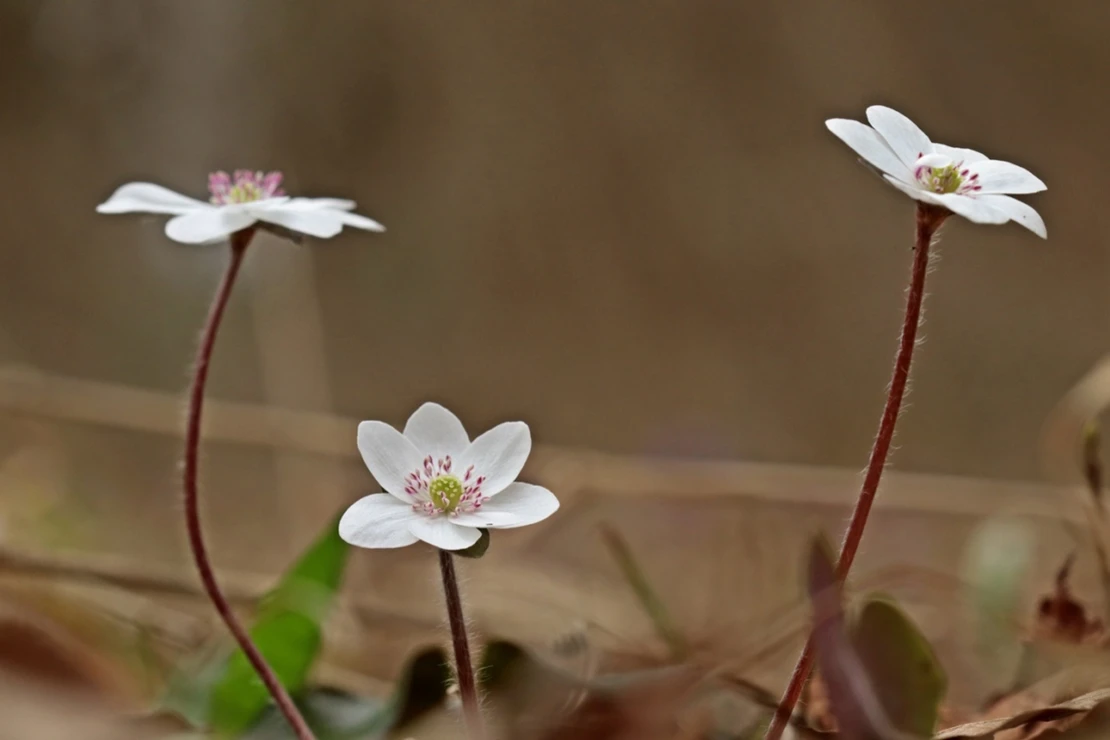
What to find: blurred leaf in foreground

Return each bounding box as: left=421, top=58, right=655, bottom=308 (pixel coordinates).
left=241, top=688, right=383, bottom=740
left=962, top=516, right=1037, bottom=688
left=209, top=515, right=349, bottom=734
left=162, top=513, right=349, bottom=735
left=242, top=647, right=451, bottom=739
left=806, top=535, right=929, bottom=740
left=853, top=595, right=946, bottom=737
left=373, top=645, right=452, bottom=732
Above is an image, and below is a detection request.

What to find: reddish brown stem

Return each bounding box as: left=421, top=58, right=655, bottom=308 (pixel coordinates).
left=763, top=204, right=945, bottom=740
left=438, top=549, right=486, bottom=739
left=184, top=229, right=316, bottom=740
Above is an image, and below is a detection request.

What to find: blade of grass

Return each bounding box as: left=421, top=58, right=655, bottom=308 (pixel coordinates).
left=599, top=523, right=687, bottom=659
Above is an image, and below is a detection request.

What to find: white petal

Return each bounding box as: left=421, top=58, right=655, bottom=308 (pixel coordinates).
left=96, top=182, right=209, bottom=215
left=286, top=197, right=357, bottom=211
left=403, top=403, right=470, bottom=459
left=260, top=199, right=384, bottom=234
left=457, top=421, right=531, bottom=496
left=914, top=153, right=953, bottom=169
left=882, top=175, right=946, bottom=206
left=357, top=420, right=426, bottom=500
left=338, top=494, right=420, bottom=549
left=248, top=196, right=291, bottom=208
left=932, top=144, right=987, bottom=164
left=336, top=210, right=386, bottom=232
left=975, top=194, right=1047, bottom=238
left=451, top=483, right=560, bottom=529
left=866, top=106, right=932, bottom=168
left=967, top=160, right=1046, bottom=195
left=319, top=199, right=357, bottom=211
left=253, top=206, right=345, bottom=239
left=164, top=209, right=258, bottom=244
left=825, top=119, right=909, bottom=180
left=408, top=516, right=482, bottom=550
left=933, top=193, right=1009, bottom=224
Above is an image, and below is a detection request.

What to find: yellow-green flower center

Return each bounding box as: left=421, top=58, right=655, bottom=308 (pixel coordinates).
left=922, top=164, right=964, bottom=194
left=429, top=475, right=465, bottom=513
left=225, top=182, right=266, bottom=203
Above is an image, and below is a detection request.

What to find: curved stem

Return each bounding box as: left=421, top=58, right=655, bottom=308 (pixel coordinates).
left=184, top=229, right=316, bottom=740
left=438, top=549, right=486, bottom=739
left=763, top=205, right=945, bottom=740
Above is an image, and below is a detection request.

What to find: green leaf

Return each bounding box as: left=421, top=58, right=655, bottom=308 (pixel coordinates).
left=385, top=646, right=453, bottom=730
left=851, top=596, right=946, bottom=737
left=240, top=647, right=451, bottom=739
left=478, top=639, right=530, bottom=692
left=806, top=536, right=914, bottom=740
left=242, top=688, right=385, bottom=740
left=160, top=644, right=236, bottom=728
left=455, top=529, right=490, bottom=559
left=805, top=536, right=945, bottom=739
left=205, top=514, right=350, bottom=735
left=340, top=646, right=451, bottom=736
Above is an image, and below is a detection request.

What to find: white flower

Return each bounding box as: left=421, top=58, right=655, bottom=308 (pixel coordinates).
left=339, top=403, right=560, bottom=551
left=825, top=106, right=1047, bottom=238
left=96, top=169, right=384, bottom=244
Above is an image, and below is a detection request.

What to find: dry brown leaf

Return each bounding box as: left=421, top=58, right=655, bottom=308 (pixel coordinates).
left=935, top=688, right=1110, bottom=739
left=498, top=665, right=703, bottom=740
left=981, top=688, right=1068, bottom=740
left=946, top=561, right=1110, bottom=740
left=535, top=672, right=699, bottom=740
left=0, top=669, right=160, bottom=740
left=1033, top=556, right=1105, bottom=647
left=0, top=602, right=136, bottom=704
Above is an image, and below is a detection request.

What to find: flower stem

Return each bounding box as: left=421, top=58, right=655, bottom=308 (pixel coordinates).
left=438, top=548, right=486, bottom=739
left=763, top=204, right=945, bottom=740
left=184, top=229, right=316, bottom=740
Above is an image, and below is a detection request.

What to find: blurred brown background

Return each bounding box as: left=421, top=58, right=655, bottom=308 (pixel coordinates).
left=0, top=0, right=1106, bottom=702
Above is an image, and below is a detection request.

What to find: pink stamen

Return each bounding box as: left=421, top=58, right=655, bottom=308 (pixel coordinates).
left=407, top=455, right=489, bottom=517
left=208, top=172, right=231, bottom=200
left=207, top=169, right=285, bottom=204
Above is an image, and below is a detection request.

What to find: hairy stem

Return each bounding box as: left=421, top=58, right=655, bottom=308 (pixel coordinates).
left=184, top=229, right=316, bottom=740
left=438, top=548, right=485, bottom=739
left=764, top=204, right=945, bottom=740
